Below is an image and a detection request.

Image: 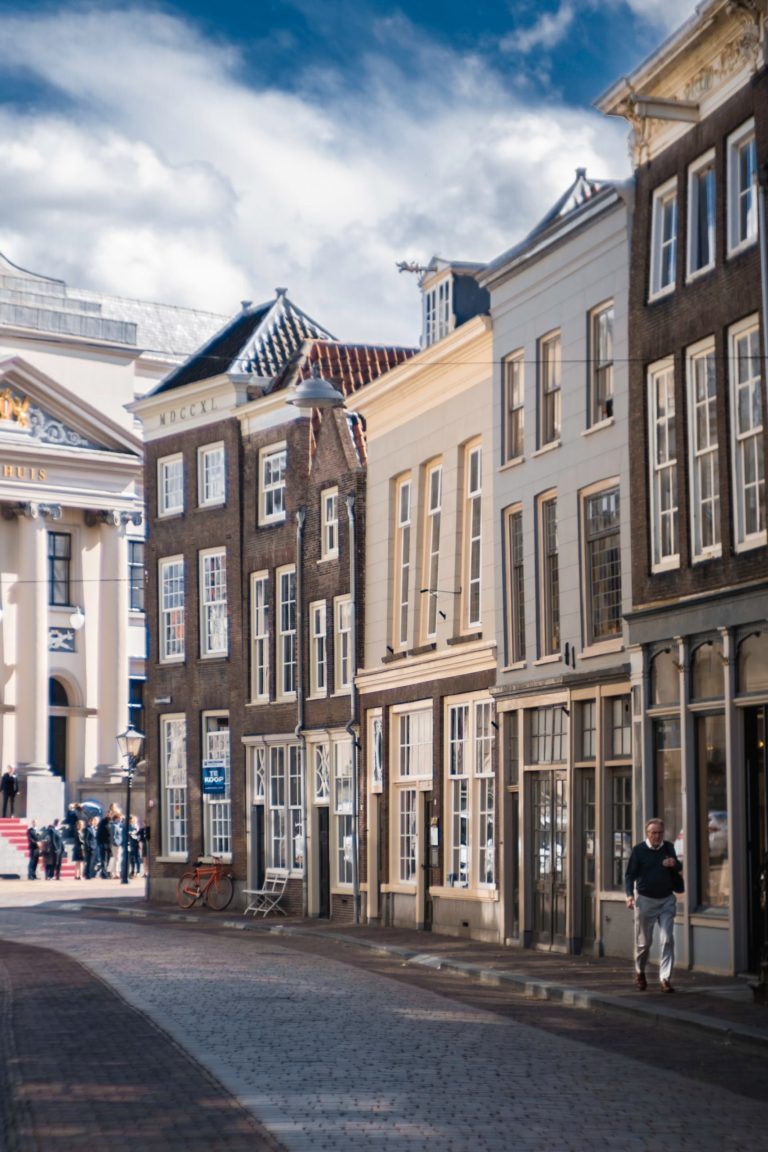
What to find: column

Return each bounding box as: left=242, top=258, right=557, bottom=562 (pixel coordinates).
left=16, top=505, right=49, bottom=768
left=96, top=512, right=129, bottom=769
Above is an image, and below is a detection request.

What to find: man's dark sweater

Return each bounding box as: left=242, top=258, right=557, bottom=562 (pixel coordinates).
left=624, top=840, right=682, bottom=899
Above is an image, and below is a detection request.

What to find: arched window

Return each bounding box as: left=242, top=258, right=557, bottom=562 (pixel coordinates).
left=650, top=649, right=679, bottom=706
left=49, top=677, right=69, bottom=706
left=738, top=632, right=768, bottom=694
left=691, top=641, right=724, bottom=700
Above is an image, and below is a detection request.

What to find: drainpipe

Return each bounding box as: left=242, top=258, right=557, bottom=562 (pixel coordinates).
left=755, top=164, right=768, bottom=999
left=295, top=506, right=308, bottom=919
left=345, top=492, right=361, bottom=925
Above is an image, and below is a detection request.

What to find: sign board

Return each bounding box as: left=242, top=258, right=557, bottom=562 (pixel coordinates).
left=202, top=759, right=227, bottom=796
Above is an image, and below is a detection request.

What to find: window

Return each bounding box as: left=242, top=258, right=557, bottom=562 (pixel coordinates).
left=198, top=443, right=225, bottom=507
left=650, top=649, right=680, bottom=706
left=398, top=786, right=417, bottom=883
left=608, top=696, right=631, bottom=758
left=158, top=454, right=184, bottom=517
left=309, top=601, right=327, bottom=697
left=583, top=486, right=622, bottom=643
left=159, top=557, right=184, bottom=662
left=504, top=506, right=526, bottom=665
left=260, top=444, right=287, bottom=524
left=687, top=340, right=720, bottom=560
left=729, top=317, right=765, bottom=549
left=202, top=713, right=231, bottom=858
left=695, top=714, right=728, bottom=908
left=539, top=331, right=561, bottom=446
left=334, top=596, right=352, bottom=693
left=687, top=153, right=715, bottom=278
left=394, top=475, right=412, bottom=649
left=648, top=360, right=679, bottom=570
left=421, top=462, right=442, bottom=641
left=692, top=640, right=724, bottom=700
left=398, top=708, right=432, bottom=778
left=48, top=531, right=71, bottom=606
left=128, top=540, right=145, bottom=612
left=370, top=711, right=383, bottom=792
left=446, top=697, right=495, bottom=889
left=727, top=120, right=757, bottom=254
left=128, top=677, right=144, bottom=734
left=277, top=566, right=296, bottom=697
left=650, top=179, right=677, bottom=297
left=578, top=701, right=596, bottom=760
left=654, top=717, right=682, bottom=855
left=267, top=744, right=303, bottom=871
left=464, top=443, right=482, bottom=629
left=321, top=488, right=338, bottom=560
left=200, top=548, right=227, bottom=657
left=392, top=705, right=431, bottom=884
left=313, top=743, right=330, bottom=802
left=503, top=352, right=524, bottom=461
left=161, top=715, right=187, bottom=857
left=423, top=277, right=452, bottom=347
left=334, top=740, right=355, bottom=885
left=589, top=303, right=614, bottom=425
left=250, top=573, right=269, bottom=700
left=610, top=770, right=632, bottom=888
left=539, top=494, right=560, bottom=656
left=530, top=705, right=567, bottom=764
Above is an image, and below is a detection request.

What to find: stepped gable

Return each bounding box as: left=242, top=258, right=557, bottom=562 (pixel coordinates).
left=153, top=290, right=337, bottom=394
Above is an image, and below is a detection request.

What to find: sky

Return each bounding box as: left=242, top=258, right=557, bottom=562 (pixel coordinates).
left=0, top=0, right=700, bottom=348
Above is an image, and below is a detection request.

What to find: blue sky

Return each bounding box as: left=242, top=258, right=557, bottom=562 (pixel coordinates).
left=0, top=1, right=698, bottom=345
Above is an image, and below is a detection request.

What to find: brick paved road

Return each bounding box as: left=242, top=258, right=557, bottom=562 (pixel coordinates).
left=2, top=910, right=767, bottom=1152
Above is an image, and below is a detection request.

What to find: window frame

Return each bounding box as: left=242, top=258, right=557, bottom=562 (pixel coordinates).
left=48, top=530, right=72, bottom=607
left=202, top=711, right=231, bottom=859
left=259, top=443, right=287, bottom=526
left=502, top=351, right=524, bottom=462
left=727, top=119, right=757, bottom=257
left=729, top=315, right=765, bottom=551
left=128, top=539, right=145, bottom=613
left=503, top=504, right=526, bottom=666
left=333, top=739, right=355, bottom=887
left=250, top=572, right=270, bottom=701
left=423, top=276, right=453, bottom=347
left=538, top=492, right=560, bottom=657
left=309, top=599, right=327, bottom=698
left=197, top=442, right=226, bottom=508
left=538, top=330, right=561, bottom=447
left=334, top=595, right=352, bottom=694
left=158, top=453, right=184, bottom=518
left=686, top=151, right=716, bottom=280
left=321, top=487, right=339, bottom=561
left=160, top=714, right=187, bottom=859
left=648, top=358, right=679, bottom=572
left=463, top=441, right=482, bottom=631
left=276, top=564, right=297, bottom=699
left=686, top=337, right=721, bottom=561
left=199, top=547, right=228, bottom=658
left=393, top=474, right=412, bottom=651
left=421, top=460, right=443, bottom=643
left=264, top=743, right=303, bottom=873
left=158, top=555, right=185, bottom=663
left=588, top=302, right=614, bottom=426
left=444, top=695, right=495, bottom=891
left=582, top=482, right=622, bottom=646
left=649, top=178, right=678, bottom=299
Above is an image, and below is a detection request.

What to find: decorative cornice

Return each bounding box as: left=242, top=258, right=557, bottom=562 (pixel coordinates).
left=2, top=500, right=61, bottom=520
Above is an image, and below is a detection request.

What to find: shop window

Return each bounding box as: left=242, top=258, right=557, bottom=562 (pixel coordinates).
left=653, top=718, right=682, bottom=854
left=694, top=714, right=728, bottom=908
left=650, top=649, right=680, bottom=706
left=691, top=641, right=724, bottom=700
left=738, top=632, right=768, bottom=693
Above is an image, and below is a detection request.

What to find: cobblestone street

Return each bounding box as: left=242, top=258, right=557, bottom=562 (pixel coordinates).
left=1, top=907, right=767, bottom=1151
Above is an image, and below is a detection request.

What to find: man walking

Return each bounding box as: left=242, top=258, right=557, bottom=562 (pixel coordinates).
left=625, top=817, right=683, bottom=993
left=1, top=765, right=19, bottom=817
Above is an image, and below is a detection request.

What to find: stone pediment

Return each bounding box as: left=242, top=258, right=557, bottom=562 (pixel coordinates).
left=0, top=356, right=141, bottom=457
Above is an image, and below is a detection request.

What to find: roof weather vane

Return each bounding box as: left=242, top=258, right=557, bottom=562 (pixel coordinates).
left=396, top=260, right=428, bottom=275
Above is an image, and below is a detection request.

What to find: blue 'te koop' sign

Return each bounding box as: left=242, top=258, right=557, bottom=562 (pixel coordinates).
left=202, top=759, right=227, bottom=795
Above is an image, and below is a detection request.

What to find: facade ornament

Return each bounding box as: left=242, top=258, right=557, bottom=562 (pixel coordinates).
left=27, top=406, right=101, bottom=450
left=2, top=501, right=61, bottom=520
left=0, top=387, right=31, bottom=428
left=85, top=508, right=143, bottom=528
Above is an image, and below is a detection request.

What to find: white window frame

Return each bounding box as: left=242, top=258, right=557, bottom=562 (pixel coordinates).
left=423, top=276, right=453, bottom=347
left=686, top=338, right=721, bottom=561
left=277, top=565, right=297, bottom=699
left=159, top=556, right=184, bottom=663
left=648, top=359, right=679, bottom=571
left=197, top=442, right=225, bottom=508
left=463, top=442, right=482, bottom=630
left=260, top=443, right=287, bottom=525
left=393, top=475, right=412, bottom=650
left=538, top=492, right=560, bottom=657
left=589, top=302, right=614, bottom=426
left=333, top=739, right=355, bottom=887
left=313, top=742, right=330, bottom=803
left=502, top=351, right=524, bottom=462
left=321, top=488, right=339, bottom=561
left=421, top=460, right=442, bottom=642
left=266, top=744, right=303, bottom=872
left=686, top=151, right=716, bottom=280
left=202, top=712, right=231, bottom=859
left=309, top=600, right=327, bottom=698
left=727, top=119, right=757, bottom=256
left=504, top=504, right=526, bottom=665
left=538, top=330, right=561, bottom=447
left=369, top=710, right=383, bottom=793
left=199, top=547, right=228, bottom=657
left=582, top=482, right=623, bottom=645
left=729, top=315, right=766, bottom=550
left=161, top=714, right=187, bottom=858
left=250, top=572, right=270, bottom=701
left=158, top=453, right=184, bottom=518
left=445, top=695, right=495, bottom=891
left=650, top=178, right=678, bottom=299
left=334, top=595, right=352, bottom=694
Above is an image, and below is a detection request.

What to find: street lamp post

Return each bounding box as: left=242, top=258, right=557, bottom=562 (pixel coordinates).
left=116, top=724, right=144, bottom=886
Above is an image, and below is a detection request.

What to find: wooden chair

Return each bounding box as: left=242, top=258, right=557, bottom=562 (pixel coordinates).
left=242, top=869, right=289, bottom=917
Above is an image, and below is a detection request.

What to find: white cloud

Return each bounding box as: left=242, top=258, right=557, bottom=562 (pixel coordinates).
left=500, top=3, right=575, bottom=55
left=0, top=6, right=629, bottom=345
left=622, top=0, right=698, bottom=35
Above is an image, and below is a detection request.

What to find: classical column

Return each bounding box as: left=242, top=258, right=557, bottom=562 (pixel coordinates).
left=15, top=503, right=51, bottom=768
left=94, top=511, right=130, bottom=769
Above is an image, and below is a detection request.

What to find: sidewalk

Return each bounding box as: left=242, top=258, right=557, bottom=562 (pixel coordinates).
left=5, top=879, right=767, bottom=1050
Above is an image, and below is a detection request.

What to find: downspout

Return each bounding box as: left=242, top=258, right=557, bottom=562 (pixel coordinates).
left=756, top=164, right=768, bottom=997
left=295, top=505, right=308, bottom=919
left=345, top=491, right=361, bottom=925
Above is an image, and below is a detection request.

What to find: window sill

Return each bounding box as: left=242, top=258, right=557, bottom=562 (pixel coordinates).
left=582, top=417, right=614, bottom=437
left=499, top=455, right=525, bottom=472
left=411, top=642, right=437, bottom=656
left=317, top=554, right=339, bottom=565
left=306, top=692, right=328, bottom=702
left=734, top=532, right=767, bottom=554
left=533, top=654, right=560, bottom=666
left=580, top=637, right=624, bottom=659
left=381, top=882, right=417, bottom=895
left=198, top=654, right=229, bottom=663
left=685, top=264, right=714, bottom=285
left=155, top=855, right=188, bottom=864
left=691, top=547, right=723, bottom=564
left=650, top=558, right=680, bottom=574
left=196, top=501, right=226, bottom=512
left=446, top=632, right=482, bottom=647
left=647, top=285, right=675, bottom=304
left=726, top=236, right=757, bottom=260
left=431, top=885, right=498, bottom=902
left=532, top=440, right=560, bottom=458
left=158, top=658, right=185, bottom=667
left=500, top=661, right=527, bottom=673
left=382, top=650, right=408, bottom=664
left=157, top=510, right=184, bottom=521
left=246, top=698, right=271, bottom=708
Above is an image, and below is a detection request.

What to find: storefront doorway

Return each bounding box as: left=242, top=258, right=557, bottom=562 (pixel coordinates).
left=531, top=771, right=568, bottom=949
left=745, top=706, right=767, bottom=973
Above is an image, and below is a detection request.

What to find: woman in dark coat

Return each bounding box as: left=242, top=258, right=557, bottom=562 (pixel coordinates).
left=72, top=818, right=86, bottom=880
left=84, top=815, right=99, bottom=880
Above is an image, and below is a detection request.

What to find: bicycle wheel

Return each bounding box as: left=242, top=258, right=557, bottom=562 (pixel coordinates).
left=205, top=872, right=234, bottom=911
left=176, top=872, right=199, bottom=909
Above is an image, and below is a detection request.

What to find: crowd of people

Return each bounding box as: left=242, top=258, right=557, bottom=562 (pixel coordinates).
left=26, top=803, right=149, bottom=881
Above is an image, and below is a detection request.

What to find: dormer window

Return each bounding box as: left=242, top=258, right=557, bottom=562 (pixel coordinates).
left=423, top=278, right=453, bottom=347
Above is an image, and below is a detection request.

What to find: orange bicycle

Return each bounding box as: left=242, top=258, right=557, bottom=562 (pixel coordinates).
left=175, top=857, right=235, bottom=911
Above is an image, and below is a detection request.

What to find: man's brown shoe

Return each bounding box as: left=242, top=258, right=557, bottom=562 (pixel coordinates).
left=635, top=972, right=647, bottom=990
left=660, top=979, right=675, bottom=993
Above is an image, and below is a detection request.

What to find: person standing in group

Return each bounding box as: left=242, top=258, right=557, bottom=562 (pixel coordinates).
left=127, top=815, right=142, bottom=878
left=1, top=765, right=19, bottom=817
left=26, top=819, right=42, bottom=879
left=72, top=818, right=86, bottom=880
left=84, top=815, right=100, bottom=879
left=97, top=810, right=112, bottom=878
left=48, top=818, right=65, bottom=880
left=625, top=817, right=683, bottom=993
left=109, top=811, right=124, bottom=879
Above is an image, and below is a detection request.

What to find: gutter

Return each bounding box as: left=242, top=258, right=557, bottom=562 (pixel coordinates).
left=345, top=492, right=361, bottom=925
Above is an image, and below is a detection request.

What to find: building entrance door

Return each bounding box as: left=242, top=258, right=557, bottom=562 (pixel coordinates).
left=579, top=769, right=596, bottom=951
left=745, top=706, right=768, bottom=972
left=317, top=806, right=330, bottom=919
left=531, top=770, right=568, bottom=949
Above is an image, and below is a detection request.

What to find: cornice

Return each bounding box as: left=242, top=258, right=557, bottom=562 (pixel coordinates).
left=357, top=638, right=497, bottom=695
